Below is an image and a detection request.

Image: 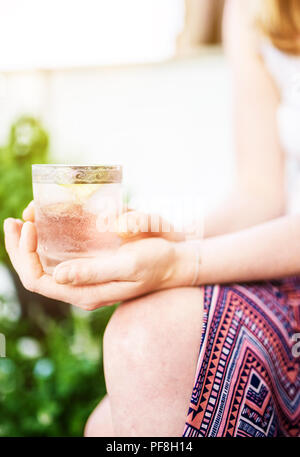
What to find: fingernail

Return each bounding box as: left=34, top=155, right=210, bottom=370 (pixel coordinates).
left=3, top=218, right=14, bottom=230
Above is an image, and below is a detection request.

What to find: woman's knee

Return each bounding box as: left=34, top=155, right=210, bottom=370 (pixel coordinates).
left=84, top=396, right=113, bottom=437
left=103, top=287, right=204, bottom=436
left=103, top=287, right=204, bottom=369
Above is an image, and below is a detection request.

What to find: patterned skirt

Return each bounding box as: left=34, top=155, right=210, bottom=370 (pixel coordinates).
left=183, top=278, right=300, bottom=437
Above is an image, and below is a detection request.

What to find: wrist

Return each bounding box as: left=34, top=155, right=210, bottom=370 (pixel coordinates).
left=170, top=240, right=203, bottom=288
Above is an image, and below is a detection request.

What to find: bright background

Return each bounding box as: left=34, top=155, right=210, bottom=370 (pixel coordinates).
left=0, top=0, right=233, bottom=436
left=0, top=0, right=233, bottom=207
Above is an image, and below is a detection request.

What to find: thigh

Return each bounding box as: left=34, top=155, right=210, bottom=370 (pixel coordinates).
left=184, top=280, right=300, bottom=437
left=103, top=287, right=204, bottom=437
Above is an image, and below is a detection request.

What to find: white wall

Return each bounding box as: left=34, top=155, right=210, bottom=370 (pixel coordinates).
left=0, top=51, right=234, bottom=214
left=0, top=0, right=184, bottom=69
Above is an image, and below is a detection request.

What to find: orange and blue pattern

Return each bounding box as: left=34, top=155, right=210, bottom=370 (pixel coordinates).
left=184, top=278, right=300, bottom=437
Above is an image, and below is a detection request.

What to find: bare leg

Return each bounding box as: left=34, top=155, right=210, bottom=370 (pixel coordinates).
left=86, top=287, right=203, bottom=437
left=84, top=395, right=114, bottom=437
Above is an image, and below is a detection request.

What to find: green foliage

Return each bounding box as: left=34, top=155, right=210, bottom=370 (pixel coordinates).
left=0, top=296, right=116, bottom=437
left=0, top=116, right=116, bottom=436
left=0, top=116, right=49, bottom=264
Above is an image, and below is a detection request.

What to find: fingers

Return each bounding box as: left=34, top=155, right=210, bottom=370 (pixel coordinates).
left=3, top=217, right=129, bottom=310
left=19, top=221, right=38, bottom=253
left=22, top=201, right=35, bottom=222
left=5, top=219, right=44, bottom=288
left=36, top=267, right=137, bottom=310
left=53, top=251, right=136, bottom=286
left=19, top=221, right=44, bottom=281
left=116, top=211, right=186, bottom=242
left=4, top=218, right=23, bottom=270
left=80, top=281, right=137, bottom=308
left=3, top=218, right=99, bottom=306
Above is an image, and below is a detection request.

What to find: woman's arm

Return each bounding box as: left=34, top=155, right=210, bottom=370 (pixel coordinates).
left=3, top=212, right=300, bottom=309
left=204, top=0, right=286, bottom=238
left=177, top=215, right=300, bottom=285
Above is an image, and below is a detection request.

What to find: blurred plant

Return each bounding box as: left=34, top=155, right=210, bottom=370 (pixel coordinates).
left=0, top=117, right=117, bottom=437
left=0, top=117, right=69, bottom=318
left=0, top=116, right=49, bottom=265
left=0, top=292, right=116, bottom=437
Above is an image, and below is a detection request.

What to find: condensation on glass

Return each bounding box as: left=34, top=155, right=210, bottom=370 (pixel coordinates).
left=32, top=165, right=123, bottom=274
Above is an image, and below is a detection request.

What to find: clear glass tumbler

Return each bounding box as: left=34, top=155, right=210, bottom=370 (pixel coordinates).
left=32, top=164, right=123, bottom=274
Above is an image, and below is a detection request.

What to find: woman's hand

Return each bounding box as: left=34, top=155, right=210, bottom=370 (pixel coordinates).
left=4, top=205, right=197, bottom=310
left=23, top=201, right=186, bottom=242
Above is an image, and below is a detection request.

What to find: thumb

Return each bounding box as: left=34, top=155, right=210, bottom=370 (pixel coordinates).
left=53, top=251, right=133, bottom=286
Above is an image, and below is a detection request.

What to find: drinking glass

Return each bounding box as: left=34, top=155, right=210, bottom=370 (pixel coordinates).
left=32, top=164, right=123, bottom=274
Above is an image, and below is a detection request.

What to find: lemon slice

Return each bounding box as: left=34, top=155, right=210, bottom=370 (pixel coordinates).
left=60, top=183, right=102, bottom=201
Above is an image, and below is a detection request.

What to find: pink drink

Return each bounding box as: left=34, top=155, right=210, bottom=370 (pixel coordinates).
left=32, top=165, right=123, bottom=274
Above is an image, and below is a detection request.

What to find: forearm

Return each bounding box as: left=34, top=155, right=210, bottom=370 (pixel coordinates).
left=203, top=190, right=285, bottom=238
left=175, top=215, right=300, bottom=287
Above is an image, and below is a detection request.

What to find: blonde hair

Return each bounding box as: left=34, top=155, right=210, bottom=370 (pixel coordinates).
left=254, top=0, right=300, bottom=54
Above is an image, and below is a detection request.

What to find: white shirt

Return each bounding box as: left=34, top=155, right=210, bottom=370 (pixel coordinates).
left=261, top=42, right=300, bottom=214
